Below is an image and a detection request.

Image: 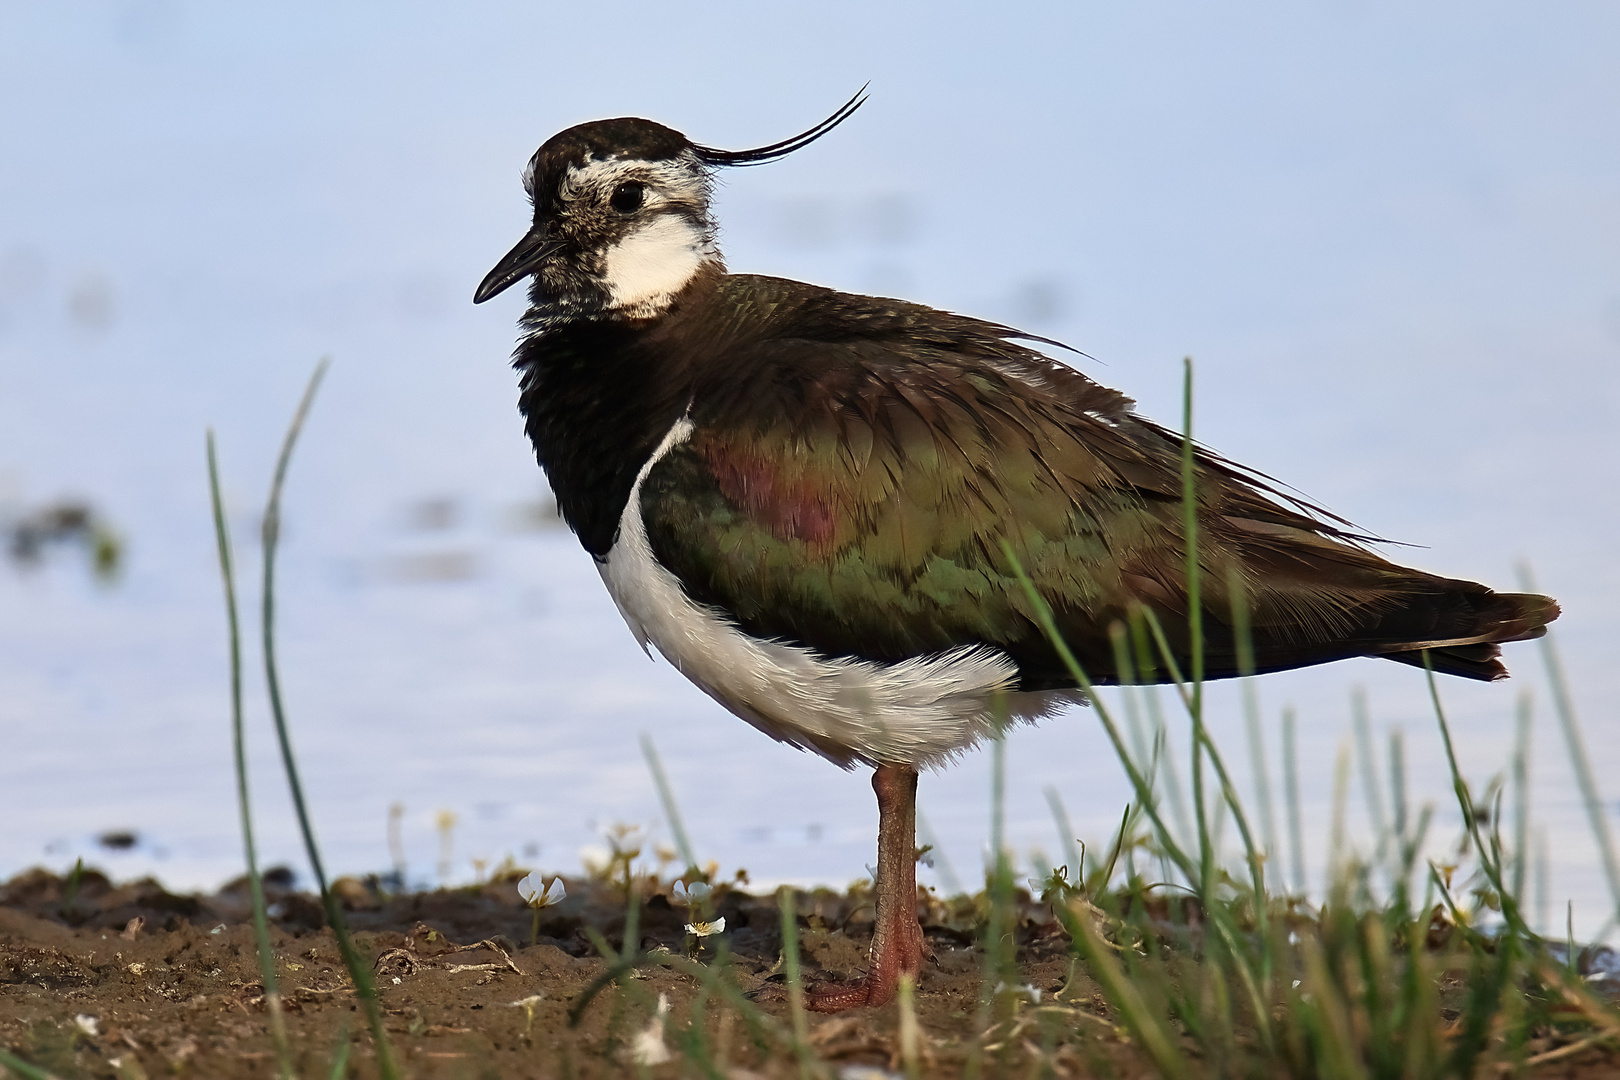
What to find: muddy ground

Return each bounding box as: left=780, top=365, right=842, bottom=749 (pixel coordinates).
left=2, top=867, right=1616, bottom=1078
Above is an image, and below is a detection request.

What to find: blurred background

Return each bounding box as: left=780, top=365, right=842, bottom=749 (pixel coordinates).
left=2, top=1, right=1617, bottom=932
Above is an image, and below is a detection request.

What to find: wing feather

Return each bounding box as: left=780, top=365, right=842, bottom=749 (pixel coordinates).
left=638, top=277, right=1554, bottom=685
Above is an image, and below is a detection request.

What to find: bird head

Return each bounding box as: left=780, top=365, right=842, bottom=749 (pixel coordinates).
left=473, top=89, right=867, bottom=319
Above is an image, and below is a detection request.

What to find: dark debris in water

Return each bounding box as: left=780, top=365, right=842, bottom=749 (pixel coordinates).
left=1542, top=940, right=1620, bottom=990
left=3, top=498, right=122, bottom=582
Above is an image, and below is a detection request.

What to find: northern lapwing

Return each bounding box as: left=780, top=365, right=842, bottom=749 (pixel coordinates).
left=473, top=92, right=1559, bottom=1011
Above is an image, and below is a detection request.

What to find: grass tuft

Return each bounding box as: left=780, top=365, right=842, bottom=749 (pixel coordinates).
left=252, top=360, right=397, bottom=1079
left=206, top=431, right=293, bottom=1079
left=987, top=359, right=1620, bottom=1077
left=151, top=357, right=1620, bottom=1078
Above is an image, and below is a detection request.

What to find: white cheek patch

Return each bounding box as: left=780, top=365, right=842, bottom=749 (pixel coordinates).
left=602, top=215, right=714, bottom=313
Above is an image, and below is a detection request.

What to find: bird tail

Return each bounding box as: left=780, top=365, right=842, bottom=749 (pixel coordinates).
left=1377, top=590, right=1560, bottom=682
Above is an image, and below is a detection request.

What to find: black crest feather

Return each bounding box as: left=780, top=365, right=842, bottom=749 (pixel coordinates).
left=693, top=86, right=869, bottom=167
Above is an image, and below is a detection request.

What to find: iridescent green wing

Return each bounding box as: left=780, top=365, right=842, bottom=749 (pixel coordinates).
left=642, top=281, right=1542, bottom=685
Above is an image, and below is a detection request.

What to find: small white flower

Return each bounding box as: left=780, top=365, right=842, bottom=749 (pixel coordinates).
left=685, top=917, right=726, bottom=937
left=508, top=994, right=544, bottom=1033
left=992, top=980, right=1042, bottom=1003
left=517, top=872, right=566, bottom=908
left=75, top=1014, right=99, bottom=1037
left=670, top=880, right=711, bottom=907
left=629, top=992, right=673, bottom=1066
left=577, top=843, right=612, bottom=876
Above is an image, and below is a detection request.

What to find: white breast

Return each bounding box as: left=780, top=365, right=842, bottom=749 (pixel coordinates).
left=595, top=418, right=1085, bottom=769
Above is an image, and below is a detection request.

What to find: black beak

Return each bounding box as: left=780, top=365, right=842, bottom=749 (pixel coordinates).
left=474, top=226, right=563, bottom=304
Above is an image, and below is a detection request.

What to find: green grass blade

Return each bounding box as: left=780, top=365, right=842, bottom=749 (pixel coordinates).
left=1044, top=786, right=1085, bottom=888
left=640, top=733, right=698, bottom=875
left=1007, top=542, right=1273, bottom=1051
left=1107, top=623, right=1154, bottom=775
left=990, top=714, right=1006, bottom=867
left=1296, top=934, right=1365, bottom=1080
left=969, top=719, right=1019, bottom=1079
left=1137, top=607, right=1191, bottom=707
left=0, top=1047, right=59, bottom=1080
left=1519, top=566, right=1620, bottom=924
left=1140, top=599, right=1273, bottom=925
left=643, top=732, right=719, bottom=940
left=664, top=952, right=814, bottom=1071
left=1137, top=613, right=1272, bottom=906
left=1534, top=825, right=1550, bottom=935
left=777, top=887, right=816, bottom=1080
left=916, top=808, right=965, bottom=899
left=1329, top=740, right=1351, bottom=886
left=1177, top=357, right=1204, bottom=702
left=1176, top=358, right=1214, bottom=903
left=1144, top=614, right=1269, bottom=891
left=1180, top=362, right=1219, bottom=886
left=1099, top=803, right=1131, bottom=892
left=326, top=1026, right=351, bottom=1080
left=1512, top=692, right=1532, bottom=910
left=620, top=851, right=642, bottom=967
left=207, top=432, right=294, bottom=1080
left=896, top=973, right=922, bottom=1080
left=1000, top=542, right=1197, bottom=883
left=1108, top=622, right=1184, bottom=858
left=1350, top=688, right=1390, bottom=874
left=259, top=359, right=397, bottom=1080
left=1125, top=616, right=1197, bottom=851
left=1056, top=898, right=1190, bottom=1080
left=1282, top=708, right=1307, bottom=896
left=1420, top=653, right=1528, bottom=935
left=1387, top=728, right=1409, bottom=889
left=1230, top=570, right=1281, bottom=869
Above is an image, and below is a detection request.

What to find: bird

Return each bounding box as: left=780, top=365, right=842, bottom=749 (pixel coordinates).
left=472, top=91, right=1559, bottom=1011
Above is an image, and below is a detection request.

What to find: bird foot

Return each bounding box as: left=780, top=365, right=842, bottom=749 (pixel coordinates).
left=804, top=915, right=927, bottom=1012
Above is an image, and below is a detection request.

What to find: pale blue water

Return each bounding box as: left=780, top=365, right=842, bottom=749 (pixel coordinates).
left=3, top=1, right=1619, bottom=936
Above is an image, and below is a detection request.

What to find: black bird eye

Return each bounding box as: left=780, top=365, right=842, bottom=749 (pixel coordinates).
left=609, top=181, right=645, bottom=214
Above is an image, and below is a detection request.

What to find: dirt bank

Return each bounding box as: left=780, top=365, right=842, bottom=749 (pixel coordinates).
left=2, top=867, right=1614, bottom=1078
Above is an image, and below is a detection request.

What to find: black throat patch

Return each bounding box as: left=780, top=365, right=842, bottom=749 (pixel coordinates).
left=512, top=269, right=743, bottom=555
